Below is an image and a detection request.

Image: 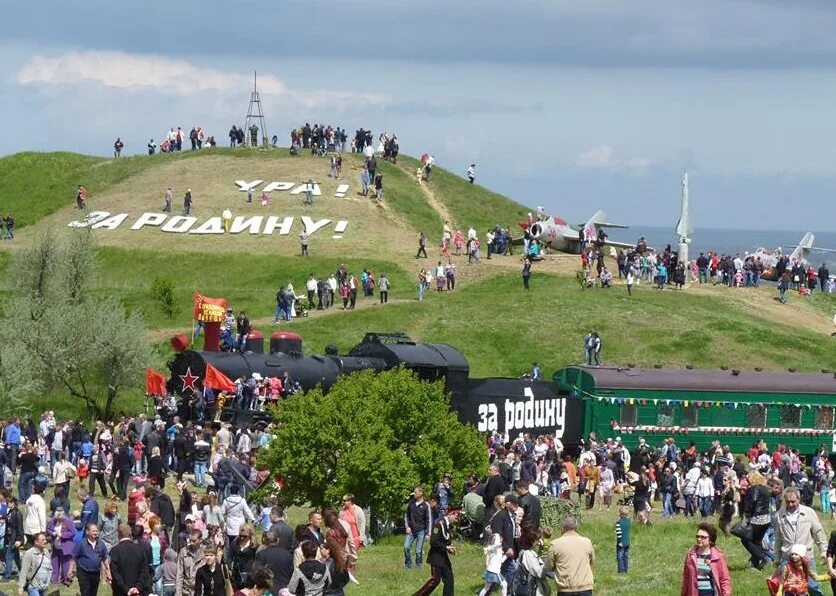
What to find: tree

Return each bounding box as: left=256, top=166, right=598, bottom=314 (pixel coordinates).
left=259, top=367, right=487, bottom=522
left=0, top=230, right=154, bottom=420
left=150, top=276, right=179, bottom=319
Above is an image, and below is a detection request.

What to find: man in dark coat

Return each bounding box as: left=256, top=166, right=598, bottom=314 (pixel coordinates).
left=413, top=510, right=460, bottom=596
left=482, top=464, right=506, bottom=510
left=254, top=529, right=293, bottom=595
left=110, top=524, right=152, bottom=596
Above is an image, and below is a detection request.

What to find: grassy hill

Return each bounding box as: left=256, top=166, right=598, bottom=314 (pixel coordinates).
left=1, top=148, right=834, bottom=419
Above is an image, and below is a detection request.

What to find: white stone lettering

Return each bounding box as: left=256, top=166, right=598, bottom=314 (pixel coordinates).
left=161, top=216, right=197, bottom=233
left=230, top=216, right=264, bottom=235
left=335, top=184, right=349, bottom=198
left=131, top=213, right=168, bottom=230
left=262, top=216, right=294, bottom=236
left=290, top=184, right=321, bottom=196
left=262, top=182, right=295, bottom=193
left=68, top=211, right=110, bottom=228
left=91, top=213, right=129, bottom=230
left=301, top=216, right=331, bottom=235
left=190, top=217, right=225, bottom=235
left=234, top=180, right=263, bottom=192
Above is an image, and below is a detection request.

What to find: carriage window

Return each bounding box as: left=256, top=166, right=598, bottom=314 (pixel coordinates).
left=816, top=407, right=834, bottom=430
left=746, top=404, right=767, bottom=428
left=781, top=405, right=801, bottom=428
left=657, top=404, right=674, bottom=426
left=681, top=405, right=698, bottom=427
left=620, top=404, right=637, bottom=426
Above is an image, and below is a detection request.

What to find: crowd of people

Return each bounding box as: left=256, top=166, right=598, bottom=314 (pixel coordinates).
left=0, top=409, right=372, bottom=596
left=579, top=237, right=836, bottom=298
left=412, top=429, right=836, bottom=596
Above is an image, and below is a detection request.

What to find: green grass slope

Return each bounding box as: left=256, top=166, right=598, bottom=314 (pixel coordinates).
left=266, top=273, right=836, bottom=378
left=400, top=155, right=531, bottom=232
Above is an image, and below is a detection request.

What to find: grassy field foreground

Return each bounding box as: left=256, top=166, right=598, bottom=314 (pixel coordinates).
left=0, top=476, right=820, bottom=596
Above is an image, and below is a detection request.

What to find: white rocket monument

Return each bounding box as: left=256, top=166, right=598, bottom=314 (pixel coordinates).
left=675, top=171, right=693, bottom=280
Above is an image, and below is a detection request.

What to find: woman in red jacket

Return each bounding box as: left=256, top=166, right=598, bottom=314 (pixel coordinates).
left=681, top=523, right=732, bottom=596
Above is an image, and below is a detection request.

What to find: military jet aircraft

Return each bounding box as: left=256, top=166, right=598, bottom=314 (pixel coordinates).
left=752, top=232, right=836, bottom=280
left=525, top=210, right=636, bottom=254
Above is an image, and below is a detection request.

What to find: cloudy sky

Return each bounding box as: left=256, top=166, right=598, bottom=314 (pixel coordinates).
left=4, top=1, right=836, bottom=232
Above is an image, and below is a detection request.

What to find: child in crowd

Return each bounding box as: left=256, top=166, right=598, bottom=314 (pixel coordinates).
left=478, top=532, right=506, bottom=596
left=615, top=506, right=631, bottom=574
left=780, top=543, right=810, bottom=596
left=830, top=483, right=836, bottom=521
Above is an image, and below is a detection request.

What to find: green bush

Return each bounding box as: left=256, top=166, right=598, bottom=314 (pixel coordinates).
left=150, top=276, right=179, bottom=319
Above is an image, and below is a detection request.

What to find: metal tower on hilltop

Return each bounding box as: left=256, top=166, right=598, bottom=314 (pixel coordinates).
left=244, top=71, right=268, bottom=148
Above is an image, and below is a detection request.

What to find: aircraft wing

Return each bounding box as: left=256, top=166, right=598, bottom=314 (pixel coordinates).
left=604, top=239, right=637, bottom=250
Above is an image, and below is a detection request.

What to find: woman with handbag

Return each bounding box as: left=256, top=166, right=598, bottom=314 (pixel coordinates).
left=46, top=508, right=75, bottom=584
left=229, top=523, right=258, bottom=590
left=740, top=470, right=772, bottom=570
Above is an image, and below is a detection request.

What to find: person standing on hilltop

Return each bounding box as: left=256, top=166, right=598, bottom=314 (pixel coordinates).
left=466, top=164, right=476, bottom=183
left=148, top=139, right=157, bottom=155
left=819, top=263, right=830, bottom=292
left=183, top=189, right=193, bottom=216
left=113, top=137, right=124, bottom=158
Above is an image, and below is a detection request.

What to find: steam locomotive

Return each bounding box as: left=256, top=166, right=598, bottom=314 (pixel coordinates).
left=167, top=331, right=583, bottom=446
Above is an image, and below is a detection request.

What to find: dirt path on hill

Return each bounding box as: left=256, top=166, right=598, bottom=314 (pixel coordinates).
left=392, top=161, right=453, bottom=224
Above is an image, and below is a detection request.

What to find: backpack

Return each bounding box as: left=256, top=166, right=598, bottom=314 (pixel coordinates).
left=511, top=563, right=539, bottom=596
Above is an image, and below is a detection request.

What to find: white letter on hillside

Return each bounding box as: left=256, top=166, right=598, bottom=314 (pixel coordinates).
left=234, top=180, right=263, bottom=192
left=161, top=216, right=197, bottom=233
left=91, top=213, right=129, bottom=230
left=190, top=217, right=225, bottom=235
left=262, top=216, right=294, bottom=236
left=291, top=184, right=321, bottom=196
left=68, top=211, right=110, bottom=228
left=230, top=216, right=264, bottom=235
left=262, top=182, right=295, bottom=193
left=131, top=213, right=168, bottom=230
left=301, top=216, right=331, bottom=235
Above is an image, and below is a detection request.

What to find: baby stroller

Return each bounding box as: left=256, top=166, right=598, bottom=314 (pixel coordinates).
left=294, top=296, right=310, bottom=318
left=615, top=481, right=635, bottom=507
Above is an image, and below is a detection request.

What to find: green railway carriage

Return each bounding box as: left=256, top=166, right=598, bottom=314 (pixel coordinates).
left=554, top=365, right=836, bottom=454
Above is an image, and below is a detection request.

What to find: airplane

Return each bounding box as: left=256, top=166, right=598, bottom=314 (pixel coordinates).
left=750, top=232, right=836, bottom=280
left=524, top=210, right=637, bottom=254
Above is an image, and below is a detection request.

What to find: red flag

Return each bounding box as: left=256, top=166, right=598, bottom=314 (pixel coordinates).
left=193, top=291, right=228, bottom=321
left=204, top=363, right=236, bottom=392
left=145, top=368, right=168, bottom=396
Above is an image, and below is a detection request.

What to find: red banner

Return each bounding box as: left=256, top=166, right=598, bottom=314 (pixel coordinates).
left=204, top=363, right=236, bottom=392
left=145, top=368, right=168, bottom=396
left=193, top=291, right=228, bottom=323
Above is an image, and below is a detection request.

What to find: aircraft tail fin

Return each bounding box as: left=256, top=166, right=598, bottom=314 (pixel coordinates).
left=586, top=210, right=629, bottom=229
left=789, top=232, right=815, bottom=263
left=581, top=211, right=629, bottom=243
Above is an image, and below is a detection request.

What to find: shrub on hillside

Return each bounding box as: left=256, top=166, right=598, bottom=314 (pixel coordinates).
left=150, top=276, right=179, bottom=319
